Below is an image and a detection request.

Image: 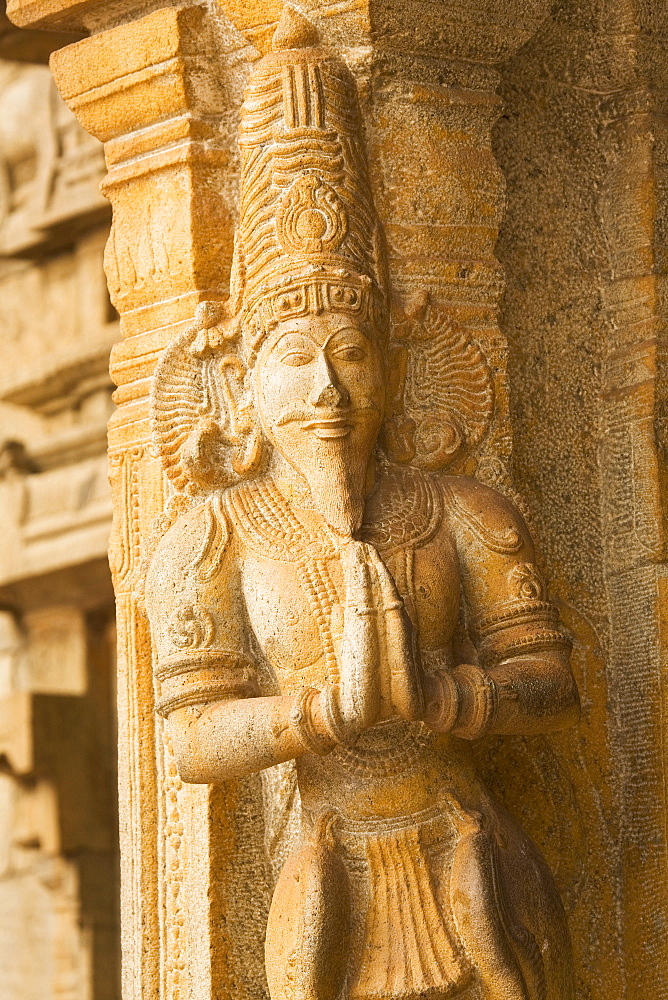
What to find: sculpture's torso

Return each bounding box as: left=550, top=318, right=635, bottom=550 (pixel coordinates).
left=232, top=464, right=478, bottom=803
left=223, top=465, right=530, bottom=998
left=148, top=463, right=573, bottom=1000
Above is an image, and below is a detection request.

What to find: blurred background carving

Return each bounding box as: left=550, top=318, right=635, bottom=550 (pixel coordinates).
left=0, top=5, right=120, bottom=999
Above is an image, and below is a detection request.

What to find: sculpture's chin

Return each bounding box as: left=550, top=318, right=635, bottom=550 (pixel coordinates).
left=277, top=431, right=371, bottom=539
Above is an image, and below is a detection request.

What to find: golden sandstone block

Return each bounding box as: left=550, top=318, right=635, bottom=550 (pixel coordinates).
left=7, top=1, right=668, bottom=999
left=7, top=0, right=109, bottom=31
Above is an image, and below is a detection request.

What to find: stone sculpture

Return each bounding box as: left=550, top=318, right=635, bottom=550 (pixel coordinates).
left=146, top=11, right=580, bottom=1000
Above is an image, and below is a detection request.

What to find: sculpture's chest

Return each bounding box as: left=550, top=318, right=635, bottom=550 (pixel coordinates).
left=240, top=536, right=461, bottom=693
left=227, top=468, right=461, bottom=692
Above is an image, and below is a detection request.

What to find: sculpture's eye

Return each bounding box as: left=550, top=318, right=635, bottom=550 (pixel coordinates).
left=331, top=344, right=365, bottom=362
left=279, top=349, right=315, bottom=367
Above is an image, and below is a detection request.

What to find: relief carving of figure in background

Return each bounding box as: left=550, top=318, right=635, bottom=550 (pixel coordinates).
left=146, top=10, right=580, bottom=1000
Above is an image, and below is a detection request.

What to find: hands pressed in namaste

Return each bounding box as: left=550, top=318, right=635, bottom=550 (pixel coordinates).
left=317, top=540, right=442, bottom=746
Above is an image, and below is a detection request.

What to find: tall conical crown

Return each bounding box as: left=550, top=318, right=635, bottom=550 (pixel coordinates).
left=231, top=6, right=388, bottom=350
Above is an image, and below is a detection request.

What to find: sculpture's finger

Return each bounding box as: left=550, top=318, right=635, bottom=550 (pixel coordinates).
left=364, top=544, right=403, bottom=612
left=364, top=546, right=425, bottom=722
left=340, top=540, right=375, bottom=614
left=338, top=542, right=381, bottom=731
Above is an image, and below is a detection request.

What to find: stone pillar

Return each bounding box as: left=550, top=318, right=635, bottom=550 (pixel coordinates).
left=8, top=1, right=667, bottom=999
left=495, top=1, right=668, bottom=995
left=40, top=8, right=250, bottom=1000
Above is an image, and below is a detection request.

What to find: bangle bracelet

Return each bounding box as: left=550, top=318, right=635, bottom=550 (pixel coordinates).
left=289, top=687, right=334, bottom=756
left=428, top=669, right=460, bottom=733
left=451, top=664, right=498, bottom=739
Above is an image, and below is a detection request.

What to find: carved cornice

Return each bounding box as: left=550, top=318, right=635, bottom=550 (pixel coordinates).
left=6, top=0, right=148, bottom=32
left=0, top=0, right=80, bottom=61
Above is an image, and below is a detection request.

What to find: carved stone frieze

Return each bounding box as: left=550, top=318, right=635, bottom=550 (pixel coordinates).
left=0, top=14, right=120, bottom=1000
left=0, top=60, right=106, bottom=256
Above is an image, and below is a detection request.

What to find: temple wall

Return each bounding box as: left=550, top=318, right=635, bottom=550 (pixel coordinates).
left=0, top=32, right=120, bottom=1000
left=0, top=1, right=666, bottom=998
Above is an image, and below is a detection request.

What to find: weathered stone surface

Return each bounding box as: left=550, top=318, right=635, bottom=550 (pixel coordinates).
left=494, top=3, right=668, bottom=993
left=3, top=1, right=667, bottom=999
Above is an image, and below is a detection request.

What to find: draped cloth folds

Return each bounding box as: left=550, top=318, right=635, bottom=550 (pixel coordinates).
left=352, top=825, right=466, bottom=999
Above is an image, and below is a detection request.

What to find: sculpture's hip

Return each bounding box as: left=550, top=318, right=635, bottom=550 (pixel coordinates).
left=284, top=720, right=573, bottom=1000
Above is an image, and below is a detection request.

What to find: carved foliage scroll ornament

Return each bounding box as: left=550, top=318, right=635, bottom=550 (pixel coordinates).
left=277, top=175, right=348, bottom=256
left=383, top=294, right=493, bottom=472
left=151, top=303, right=267, bottom=495
left=167, top=606, right=215, bottom=651
left=108, top=446, right=143, bottom=591
left=509, top=562, right=546, bottom=602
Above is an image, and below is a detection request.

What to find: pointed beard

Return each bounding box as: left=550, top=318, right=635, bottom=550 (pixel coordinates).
left=299, top=439, right=368, bottom=538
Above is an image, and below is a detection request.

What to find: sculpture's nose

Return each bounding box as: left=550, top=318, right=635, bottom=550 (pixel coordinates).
left=313, top=383, right=345, bottom=407
left=309, top=352, right=350, bottom=408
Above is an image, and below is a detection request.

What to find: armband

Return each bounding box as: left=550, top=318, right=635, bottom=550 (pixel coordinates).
left=155, top=650, right=259, bottom=717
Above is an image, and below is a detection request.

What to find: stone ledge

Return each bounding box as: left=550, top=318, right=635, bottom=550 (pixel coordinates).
left=0, top=1, right=80, bottom=61
left=7, top=0, right=110, bottom=31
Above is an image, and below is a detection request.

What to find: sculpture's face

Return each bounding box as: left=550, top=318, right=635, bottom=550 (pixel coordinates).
left=252, top=311, right=386, bottom=533
left=254, top=312, right=385, bottom=464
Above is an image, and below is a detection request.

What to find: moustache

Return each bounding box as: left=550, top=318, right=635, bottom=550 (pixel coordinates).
left=275, top=402, right=379, bottom=427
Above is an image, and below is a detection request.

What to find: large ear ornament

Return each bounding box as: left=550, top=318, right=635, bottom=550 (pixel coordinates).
left=151, top=302, right=267, bottom=495
left=383, top=295, right=494, bottom=472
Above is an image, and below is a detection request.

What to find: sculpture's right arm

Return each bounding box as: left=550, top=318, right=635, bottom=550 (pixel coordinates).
left=145, top=500, right=335, bottom=783
left=164, top=693, right=329, bottom=783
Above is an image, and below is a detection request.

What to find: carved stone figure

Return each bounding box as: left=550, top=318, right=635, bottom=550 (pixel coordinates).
left=146, top=11, right=580, bottom=1000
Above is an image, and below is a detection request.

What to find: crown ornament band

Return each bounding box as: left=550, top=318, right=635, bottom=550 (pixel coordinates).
left=228, top=6, right=388, bottom=342
left=243, top=269, right=386, bottom=352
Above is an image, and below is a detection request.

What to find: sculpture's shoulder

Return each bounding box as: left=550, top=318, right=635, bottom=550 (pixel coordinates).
left=145, top=494, right=258, bottom=716
left=439, top=475, right=534, bottom=561
left=146, top=492, right=237, bottom=609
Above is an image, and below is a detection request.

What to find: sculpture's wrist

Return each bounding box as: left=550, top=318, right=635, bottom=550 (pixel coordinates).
left=423, top=669, right=459, bottom=731
left=317, top=684, right=363, bottom=748
left=451, top=664, right=498, bottom=738
left=426, top=664, right=498, bottom=739
left=288, top=688, right=337, bottom=756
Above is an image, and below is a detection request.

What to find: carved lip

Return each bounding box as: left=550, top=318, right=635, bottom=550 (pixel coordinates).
left=303, top=417, right=353, bottom=439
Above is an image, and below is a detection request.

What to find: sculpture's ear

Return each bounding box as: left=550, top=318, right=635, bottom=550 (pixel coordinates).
left=151, top=301, right=268, bottom=496
left=381, top=293, right=493, bottom=473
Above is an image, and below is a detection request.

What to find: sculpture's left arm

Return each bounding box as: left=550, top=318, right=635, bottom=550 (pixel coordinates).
left=429, top=477, right=580, bottom=739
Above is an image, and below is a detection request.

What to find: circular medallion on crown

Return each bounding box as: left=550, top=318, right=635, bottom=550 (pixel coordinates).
left=276, top=174, right=348, bottom=255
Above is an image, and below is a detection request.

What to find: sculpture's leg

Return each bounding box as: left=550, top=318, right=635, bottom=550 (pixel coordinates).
left=448, top=802, right=573, bottom=1000
left=265, top=815, right=351, bottom=1000
left=449, top=815, right=533, bottom=1000
left=492, top=813, right=575, bottom=1000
